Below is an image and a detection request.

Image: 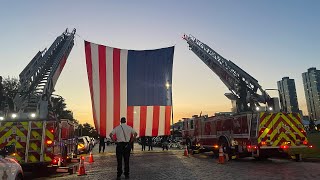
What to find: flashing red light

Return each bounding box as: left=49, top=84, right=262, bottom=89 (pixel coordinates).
left=81, top=156, right=85, bottom=160
left=281, top=145, right=289, bottom=149
left=303, top=140, right=308, bottom=145
left=50, top=129, right=54, bottom=133
left=247, top=145, right=258, bottom=149
left=46, top=140, right=53, bottom=145
left=52, top=159, right=57, bottom=164
left=261, top=141, right=266, bottom=145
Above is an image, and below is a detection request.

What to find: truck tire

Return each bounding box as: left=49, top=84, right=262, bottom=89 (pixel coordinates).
left=218, top=137, right=231, bottom=157
left=295, top=154, right=302, bottom=162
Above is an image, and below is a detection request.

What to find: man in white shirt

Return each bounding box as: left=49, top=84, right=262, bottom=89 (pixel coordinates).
left=110, top=117, right=137, bottom=179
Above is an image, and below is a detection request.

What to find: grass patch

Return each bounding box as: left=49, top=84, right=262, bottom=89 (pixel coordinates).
left=289, top=133, right=320, bottom=158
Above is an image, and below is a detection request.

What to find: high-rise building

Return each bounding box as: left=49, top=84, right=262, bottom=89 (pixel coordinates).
left=277, top=77, right=299, bottom=113
left=302, top=67, right=320, bottom=120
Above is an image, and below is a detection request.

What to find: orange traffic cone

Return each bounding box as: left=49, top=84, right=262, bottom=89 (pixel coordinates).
left=89, top=151, right=94, bottom=163
left=218, top=146, right=225, bottom=164
left=184, top=146, right=189, bottom=157
left=78, top=156, right=87, bottom=176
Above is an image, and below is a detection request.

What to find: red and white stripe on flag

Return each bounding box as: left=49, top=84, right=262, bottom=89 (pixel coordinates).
left=127, top=106, right=171, bottom=137
left=84, top=41, right=172, bottom=137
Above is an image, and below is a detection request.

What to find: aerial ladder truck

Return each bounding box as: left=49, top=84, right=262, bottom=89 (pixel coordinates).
left=182, top=34, right=310, bottom=160
left=0, top=29, right=78, bottom=171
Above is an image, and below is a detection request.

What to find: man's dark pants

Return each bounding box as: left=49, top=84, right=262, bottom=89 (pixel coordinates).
left=116, top=142, right=131, bottom=177
left=141, top=143, right=146, bottom=151
left=99, top=143, right=105, bottom=153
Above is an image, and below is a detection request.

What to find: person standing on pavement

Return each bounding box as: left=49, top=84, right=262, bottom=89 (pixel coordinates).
left=110, top=117, right=137, bottom=180
left=99, top=135, right=106, bottom=153
left=186, top=135, right=191, bottom=150
left=147, top=136, right=153, bottom=151
left=161, top=136, right=169, bottom=151
left=141, top=136, right=146, bottom=151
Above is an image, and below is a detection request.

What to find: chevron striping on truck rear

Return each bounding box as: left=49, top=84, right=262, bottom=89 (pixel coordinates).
left=258, top=112, right=307, bottom=147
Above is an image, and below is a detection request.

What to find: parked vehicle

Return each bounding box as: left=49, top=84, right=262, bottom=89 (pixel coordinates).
left=168, top=142, right=183, bottom=149
left=0, top=119, right=77, bottom=171
left=105, top=137, right=113, bottom=145
left=83, top=136, right=94, bottom=151
left=77, top=136, right=90, bottom=154
left=90, top=137, right=97, bottom=146
left=0, top=145, right=24, bottom=180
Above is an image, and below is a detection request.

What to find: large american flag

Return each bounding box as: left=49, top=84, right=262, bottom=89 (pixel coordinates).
left=84, top=41, right=174, bottom=137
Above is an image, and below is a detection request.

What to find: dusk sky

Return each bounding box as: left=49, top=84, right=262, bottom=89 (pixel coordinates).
left=1, top=1, right=319, bottom=125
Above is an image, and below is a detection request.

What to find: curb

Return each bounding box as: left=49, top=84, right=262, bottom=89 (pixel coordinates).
left=302, top=158, right=320, bottom=162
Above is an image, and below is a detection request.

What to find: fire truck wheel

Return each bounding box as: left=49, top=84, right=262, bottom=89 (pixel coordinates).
left=218, top=137, right=231, bottom=155
left=294, top=154, right=302, bottom=162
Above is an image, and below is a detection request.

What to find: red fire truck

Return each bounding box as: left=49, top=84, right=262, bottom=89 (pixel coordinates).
left=182, top=34, right=311, bottom=160
left=182, top=112, right=309, bottom=159
left=0, top=29, right=78, bottom=171
left=0, top=119, right=77, bottom=171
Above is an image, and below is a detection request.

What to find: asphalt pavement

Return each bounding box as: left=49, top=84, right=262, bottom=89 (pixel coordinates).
left=27, top=143, right=320, bottom=180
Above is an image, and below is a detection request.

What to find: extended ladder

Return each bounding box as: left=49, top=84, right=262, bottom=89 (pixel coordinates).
left=183, top=34, right=271, bottom=112
left=14, top=29, right=76, bottom=118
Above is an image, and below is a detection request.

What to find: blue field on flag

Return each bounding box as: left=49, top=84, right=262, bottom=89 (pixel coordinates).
left=127, top=47, right=174, bottom=106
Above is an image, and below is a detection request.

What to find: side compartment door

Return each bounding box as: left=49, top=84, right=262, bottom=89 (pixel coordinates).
left=0, top=122, right=28, bottom=164
left=44, top=121, right=55, bottom=163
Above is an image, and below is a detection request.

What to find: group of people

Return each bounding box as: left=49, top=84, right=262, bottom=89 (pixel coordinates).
left=98, top=135, right=134, bottom=154
left=140, top=136, right=171, bottom=151
left=139, top=136, right=153, bottom=151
